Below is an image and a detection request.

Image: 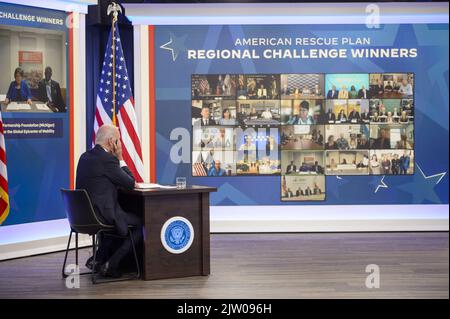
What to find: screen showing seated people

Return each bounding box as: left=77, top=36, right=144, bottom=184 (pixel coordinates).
left=0, top=2, right=70, bottom=226
left=0, top=25, right=67, bottom=113
left=191, top=73, right=414, bottom=201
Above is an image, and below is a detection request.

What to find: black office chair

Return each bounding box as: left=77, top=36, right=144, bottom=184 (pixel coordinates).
left=60, top=189, right=140, bottom=284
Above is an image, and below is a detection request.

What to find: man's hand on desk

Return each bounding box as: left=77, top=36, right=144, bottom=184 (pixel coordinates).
left=27, top=99, right=32, bottom=105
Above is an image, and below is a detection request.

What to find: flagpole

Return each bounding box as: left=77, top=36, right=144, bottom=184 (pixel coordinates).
left=107, top=2, right=122, bottom=126
left=112, top=16, right=116, bottom=126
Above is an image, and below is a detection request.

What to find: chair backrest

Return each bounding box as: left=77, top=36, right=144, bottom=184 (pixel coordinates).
left=60, top=189, right=109, bottom=235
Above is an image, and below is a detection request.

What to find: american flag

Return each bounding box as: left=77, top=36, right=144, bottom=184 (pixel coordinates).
left=199, top=77, right=210, bottom=94
left=193, top=152, right=207, bottom=176
left=93, top=20, right=144, bottom=182
left=238, top=75, right=245, bottom=87
left=0, top=111, right=9, bottom=225
left=193, top=162, right=207, bottom=176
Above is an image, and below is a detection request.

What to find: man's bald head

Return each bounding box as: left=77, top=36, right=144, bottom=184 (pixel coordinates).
left=95, top=124, right=120, bottom=148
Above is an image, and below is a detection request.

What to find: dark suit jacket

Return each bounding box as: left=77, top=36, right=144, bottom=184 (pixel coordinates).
left=371, top=84, right=384, bottom=97
left=324, top=112, right=336, bottom=122
left=326, top=90, right=339, bottom=99
left=358, top=89, right=369, bottom=99
left=348, top=111, right=360, bottom=122
left=372, top=138, right=391, bottom=149
left=76, top=145, right=135, bottom=235
left=38, top=79, right=66, bottom=112
left=361, top=112, right=370, bottom=121
left=286, top=164, right=296, bottom=174
left=198, top=118, right=217, bottom=126
left=391, top=159, right=400, bottom=171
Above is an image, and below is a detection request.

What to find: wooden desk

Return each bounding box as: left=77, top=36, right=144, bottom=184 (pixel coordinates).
left=281, top=139, right=323, bottom=150
left=372, top=92, right=411, bottom=99
left=118, top=185, right=216, bottom=280
left=0, top=101, right=57, bottom=113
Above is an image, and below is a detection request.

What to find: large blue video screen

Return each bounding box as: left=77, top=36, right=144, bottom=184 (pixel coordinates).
left=153, top=23, right=448, bottom=207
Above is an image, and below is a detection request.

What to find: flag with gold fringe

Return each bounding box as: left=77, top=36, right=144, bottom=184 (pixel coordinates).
left=0, top=110, right=9, bottom=225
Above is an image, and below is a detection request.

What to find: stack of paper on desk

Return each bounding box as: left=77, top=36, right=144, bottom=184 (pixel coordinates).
left=7, top=102, right=31, bottom=111
left=36, top=103, right=51, bottom=111
left=135, top=183, right=177, bottom=189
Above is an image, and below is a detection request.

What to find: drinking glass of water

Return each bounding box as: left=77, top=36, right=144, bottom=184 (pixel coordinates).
left=176, top=177, right=187, bottom=189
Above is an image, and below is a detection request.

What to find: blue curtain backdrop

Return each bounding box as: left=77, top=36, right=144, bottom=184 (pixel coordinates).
left=85, top=22, right=134, bottom=149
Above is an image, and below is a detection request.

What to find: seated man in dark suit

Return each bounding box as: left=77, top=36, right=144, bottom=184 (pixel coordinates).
left=348, top=109, right=361, bottom=123
left=312, top=161, right=324, bottom=174
left=285, top=161, right=297, bottom=174
left=326, top=85, right=339, bottom=99
left=38, top=66, right=66, bottom=112
left=299, top=162, right=310, bottom=172
left=76, top=124, right=142, bottom=278
left=371, top=79, right=384, bottom=97
left=360, top=110, right=370, bottom=122
left=322, top=109, right=336, bottom=123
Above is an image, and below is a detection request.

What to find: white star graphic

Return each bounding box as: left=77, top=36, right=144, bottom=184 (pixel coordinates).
left=374, top=175, right=388, bottom=193
left=160, top=37, right=177, bottom=61
left=416, top=164, right=447, bottom=184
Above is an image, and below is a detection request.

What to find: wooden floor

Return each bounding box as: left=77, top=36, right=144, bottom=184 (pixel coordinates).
left=0, top=232, right=448, bottom=299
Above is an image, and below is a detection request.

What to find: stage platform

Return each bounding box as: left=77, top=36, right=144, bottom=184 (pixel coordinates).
left=0, top=232, right=447, bottom=299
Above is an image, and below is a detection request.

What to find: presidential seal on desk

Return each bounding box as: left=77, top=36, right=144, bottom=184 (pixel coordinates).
left=160, top=216, right=194, bottom=254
